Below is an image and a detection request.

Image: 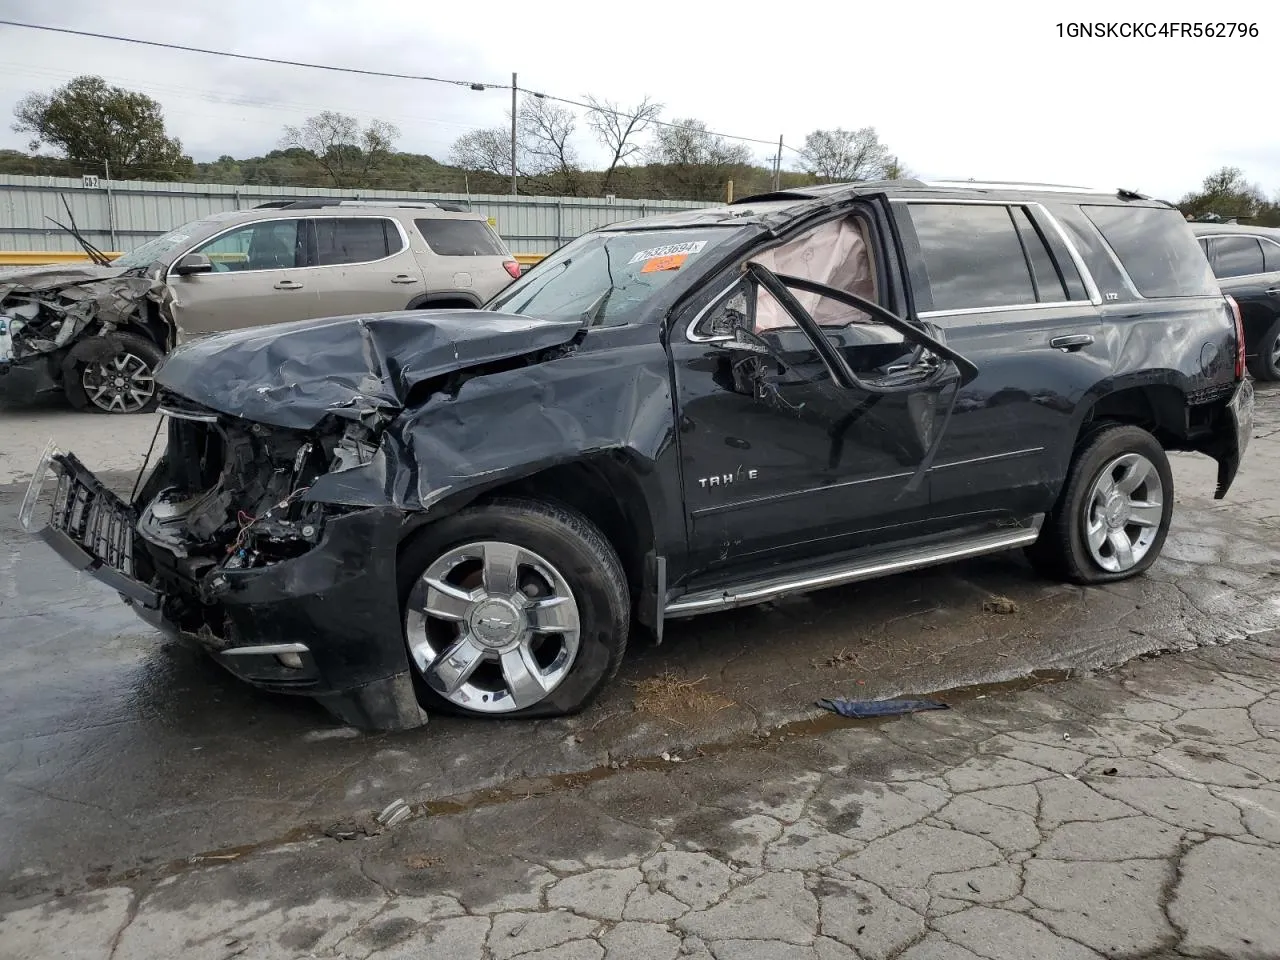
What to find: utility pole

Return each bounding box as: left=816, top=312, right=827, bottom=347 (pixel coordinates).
left=511, top=72, right=518, bottom=196
left=103, top=159, right=118, bottom=251
left=773, top=135, right=783, bottom=191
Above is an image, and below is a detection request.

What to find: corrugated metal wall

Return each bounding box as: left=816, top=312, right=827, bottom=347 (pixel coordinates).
left=0, top=175, right=716, bottom=255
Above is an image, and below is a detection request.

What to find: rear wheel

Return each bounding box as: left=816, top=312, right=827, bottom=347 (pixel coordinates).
left=398, top=498, right=629, bottom=718
left=73, top=332, right=162, bottom=414
left=1247, top=318, right=1280, bottom=382
left=1025, top=424, right=1173, bottom=584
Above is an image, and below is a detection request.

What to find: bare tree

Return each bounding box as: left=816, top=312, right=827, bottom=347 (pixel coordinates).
left=799, top=127, right=891, bottom=181
left=449, top=96, right=582, bottom=194
left=518, top=96, right=581, bottom=194
left=648, top=118, right=753, bottom=200
left=584, top=95, right=662, bottom=194
left=280, top=111, right=400, bottom=187
left=449, top=126, right=512, bottom=177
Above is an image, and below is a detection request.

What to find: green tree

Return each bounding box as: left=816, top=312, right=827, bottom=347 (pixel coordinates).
left=280, top=111, right=400, bottom=187
left=1178, top=167, right=1266, bottom=222
left=12, top=75, right=191, bottom=179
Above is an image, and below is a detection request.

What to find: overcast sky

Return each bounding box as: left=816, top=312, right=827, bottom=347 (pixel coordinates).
left=0, top=0, right=1276, bottom=201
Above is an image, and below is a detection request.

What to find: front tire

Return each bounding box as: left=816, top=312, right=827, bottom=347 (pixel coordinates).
left=1025, top=424, right=1173, bottom=585
left=72, top=332, right=162, bottom=414
left=398, top=498, right=629, bottom=719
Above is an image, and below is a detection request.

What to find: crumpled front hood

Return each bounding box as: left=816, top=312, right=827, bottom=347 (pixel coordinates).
left=154, top=310, right=584, bottom=430
left=0, top=263, right=129, bottom=293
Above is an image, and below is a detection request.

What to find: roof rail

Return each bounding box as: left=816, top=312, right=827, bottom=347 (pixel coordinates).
left=921, top=179, right=1108, bottom=194
left=273, top=199, right=471, bottom=213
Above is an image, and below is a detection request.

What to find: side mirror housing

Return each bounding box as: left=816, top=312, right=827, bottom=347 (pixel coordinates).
left=173, top=253, right=213, bottom=276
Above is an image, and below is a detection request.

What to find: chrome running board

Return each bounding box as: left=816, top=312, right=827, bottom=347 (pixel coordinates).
left=664, top=517, right=1044, bottom=619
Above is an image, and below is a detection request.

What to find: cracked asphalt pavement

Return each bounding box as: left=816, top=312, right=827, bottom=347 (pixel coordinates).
left=2, top=384, right=1279, bottom=959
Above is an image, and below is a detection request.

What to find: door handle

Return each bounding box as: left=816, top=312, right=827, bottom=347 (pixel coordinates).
left=273, top=280, right=303, bottom=290
left=1265, top=286, right=1280, bottom=297
left=1050, top=334, right=1094, bottom=351
left=391, top=275, right=420, bottom=284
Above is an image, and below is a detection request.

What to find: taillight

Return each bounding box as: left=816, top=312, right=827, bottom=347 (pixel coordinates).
left=1226, top=294, right=1245, bottom=379
left=503, top=260, right=521, bottom=279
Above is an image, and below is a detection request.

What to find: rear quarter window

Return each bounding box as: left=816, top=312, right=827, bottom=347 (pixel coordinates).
left=416, top=218, right=509, bottom=256
left=1081, top=205, right=1218, bottom=298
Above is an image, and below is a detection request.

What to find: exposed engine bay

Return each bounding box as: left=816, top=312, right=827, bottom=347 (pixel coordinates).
left=0, top=264, right=173, bottom=398
left=140, top=407, right=367, bottom=574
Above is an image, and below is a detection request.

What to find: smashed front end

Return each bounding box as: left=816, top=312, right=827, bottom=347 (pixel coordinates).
left=22, top=398, right=425, bottom=731
left=0, top=265, right=172, bottom=403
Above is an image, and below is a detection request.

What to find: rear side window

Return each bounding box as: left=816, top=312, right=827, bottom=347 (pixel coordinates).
left=1011, top=207, right=1069, bottom=302
left=313, top=218, right=401, bottom=266
left=1262, top=238, right=1280, bottom=273
left=1209, top=236, right=1265, bottom=278
left=1081, top=205, right=1218, bottom=298
left=907, top=203, right=1079, bottom=312
left=416, top=218, right=508, bottom=256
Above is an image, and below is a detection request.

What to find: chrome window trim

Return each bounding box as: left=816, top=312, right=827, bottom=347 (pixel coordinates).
left=918, top=301, right=1078, bottom=319
left=165, top=214, right=412, bottom=279
left=897, top=199, right=1104, bottom=312
left=1198, top=234, right=1280, bottom=279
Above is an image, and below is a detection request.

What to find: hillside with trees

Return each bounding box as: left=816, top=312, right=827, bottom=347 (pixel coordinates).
left=3, top=75, right=907, bottom=201
left=5, top=76, right=1277, bottom=220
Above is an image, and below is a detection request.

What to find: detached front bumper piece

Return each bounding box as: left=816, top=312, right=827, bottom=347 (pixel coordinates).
left=21, top=442, right=428, bottom=732
left=20, top=442, right=159, bottom=607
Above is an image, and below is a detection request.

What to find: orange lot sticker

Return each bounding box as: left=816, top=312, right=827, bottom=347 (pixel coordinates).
left=640, top=253, right=688, bottom=273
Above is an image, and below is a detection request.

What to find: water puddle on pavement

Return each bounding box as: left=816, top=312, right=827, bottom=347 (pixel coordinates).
left=75, top=668, right=1076, bottom=898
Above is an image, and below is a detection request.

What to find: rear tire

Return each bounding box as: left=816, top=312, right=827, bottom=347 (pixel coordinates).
left=398, top=497, right=629, bottom=719
left=1246, top=318, right=1280, bottom=382
left=1025, top=424, right=1173, bottom=585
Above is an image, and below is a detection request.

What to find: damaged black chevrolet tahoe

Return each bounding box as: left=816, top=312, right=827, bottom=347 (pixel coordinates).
left=21, top=180, right=1254, bottom=731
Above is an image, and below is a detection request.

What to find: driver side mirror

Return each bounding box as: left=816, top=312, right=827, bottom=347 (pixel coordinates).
left=173, top=253, right=213, bottom=276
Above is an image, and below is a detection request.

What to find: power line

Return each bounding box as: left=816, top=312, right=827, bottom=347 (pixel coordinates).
left=0, top=20, right=500, bottom=91
left=0, top=18, right=803, bottom=154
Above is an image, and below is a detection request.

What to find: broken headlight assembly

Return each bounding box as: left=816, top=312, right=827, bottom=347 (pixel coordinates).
left=139, top=410, right=380, bottom=578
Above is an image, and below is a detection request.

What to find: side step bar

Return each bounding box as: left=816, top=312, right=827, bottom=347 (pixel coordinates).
left=664, top=517, right=1044, bottom=619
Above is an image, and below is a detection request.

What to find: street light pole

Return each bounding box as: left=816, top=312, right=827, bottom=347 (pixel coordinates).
left=511, top=72, right=518, bottom=196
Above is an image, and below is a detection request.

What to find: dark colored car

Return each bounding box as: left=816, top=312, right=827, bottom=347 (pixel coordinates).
left=1190, top=222, right=1280, bottom=380
left=21, top=180, right=1253, bottom=731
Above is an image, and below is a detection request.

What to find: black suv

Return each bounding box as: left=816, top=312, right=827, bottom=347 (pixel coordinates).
left=21, top=180, right=1254, bottom=731
left=1190, top=222, right=1280, bottom=380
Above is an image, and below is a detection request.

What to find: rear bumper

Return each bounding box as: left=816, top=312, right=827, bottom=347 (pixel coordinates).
left=1213, top=378, right=1254, bottom=499
left=22, top=447, right=428, bottom=731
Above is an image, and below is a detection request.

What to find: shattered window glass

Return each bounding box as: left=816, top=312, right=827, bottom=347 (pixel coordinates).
left=488, top=227, right=738, bottom=326
left=112, top=219, right=224, bottom=269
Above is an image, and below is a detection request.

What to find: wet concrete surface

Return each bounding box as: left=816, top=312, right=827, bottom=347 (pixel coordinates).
left=1, top=385, right=1278, bottom=932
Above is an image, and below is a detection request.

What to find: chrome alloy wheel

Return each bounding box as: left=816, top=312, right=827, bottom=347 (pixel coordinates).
left=81, top=352, right=156, bottom=413
left=1083, top=452, right=1164, bottom=573
left=404, top=540, right=581, bottom=713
